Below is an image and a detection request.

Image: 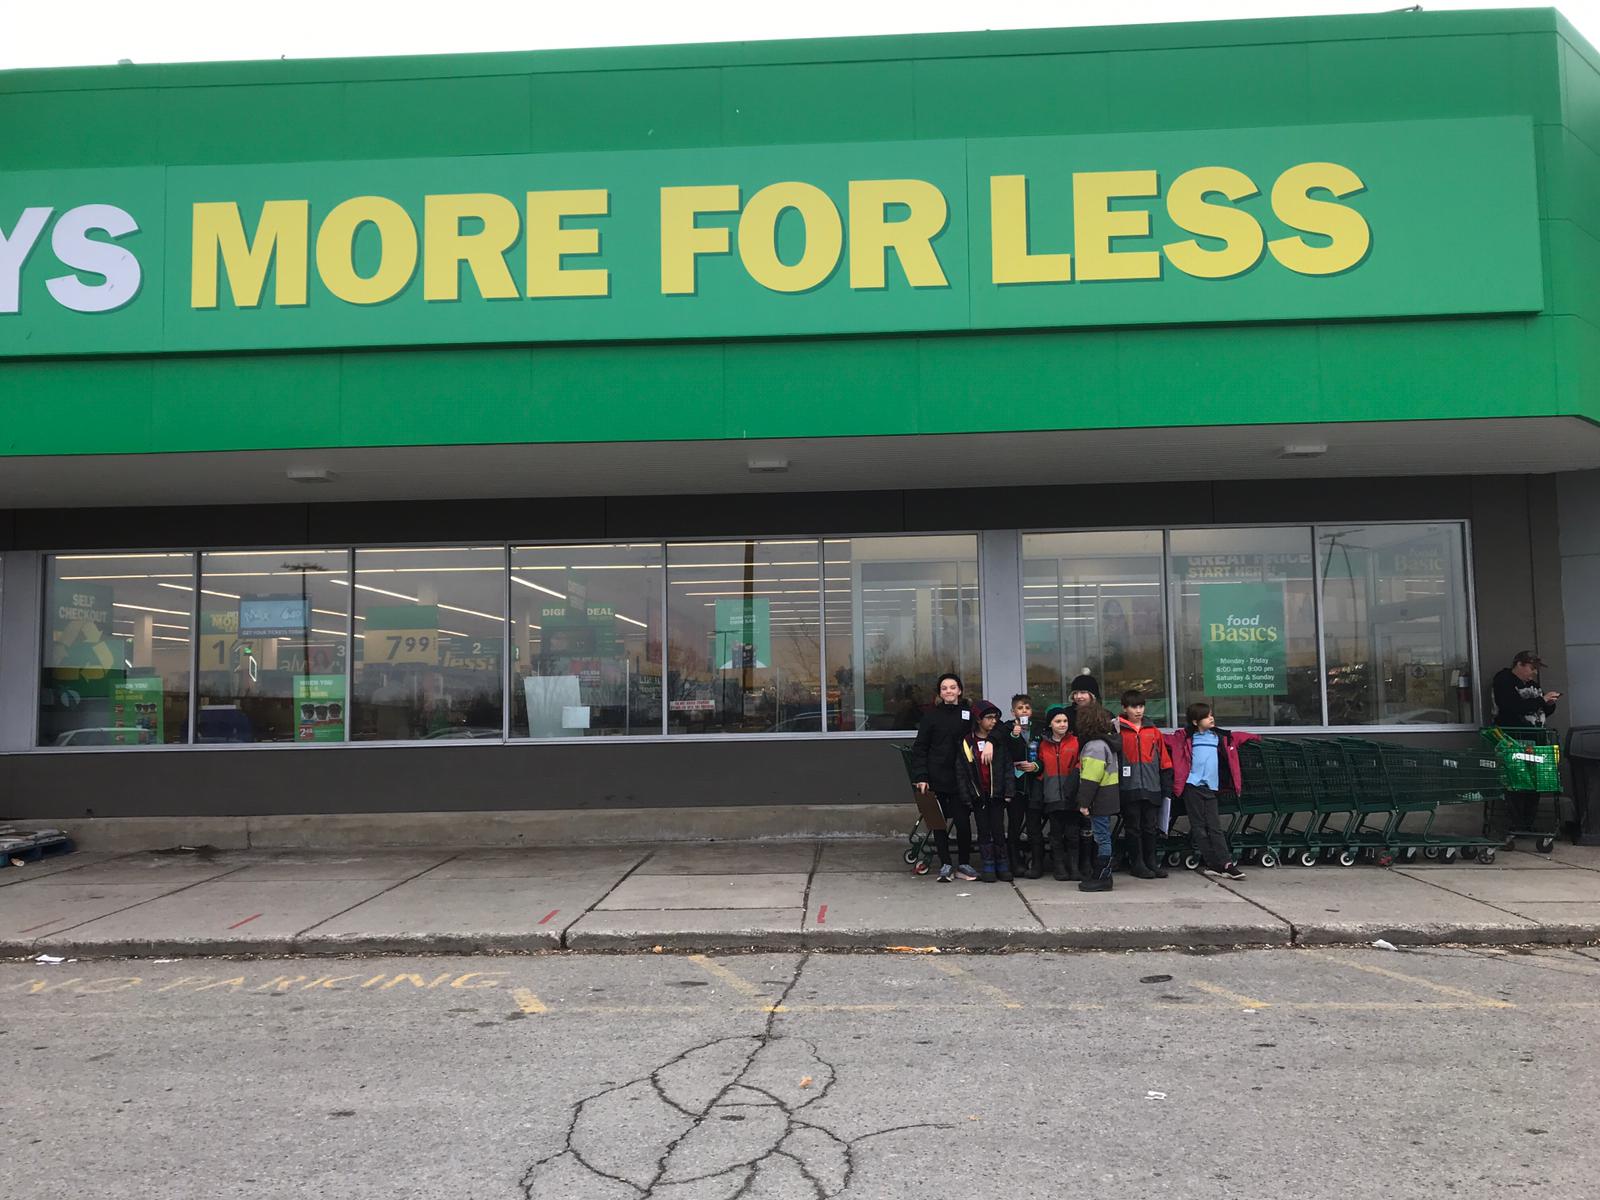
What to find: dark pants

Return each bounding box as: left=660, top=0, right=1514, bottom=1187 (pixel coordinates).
left=933, top=791, right=973, bottom=867
left=1002, top=796, right=1027, bottom=865
left=973, top=798, right=1008, bottom=863
left=1183, top=785, right=1233, bottom=871
left=1488, top=789, right=1542, bottom=839
left=1121, top=793, right=1163, bottom=837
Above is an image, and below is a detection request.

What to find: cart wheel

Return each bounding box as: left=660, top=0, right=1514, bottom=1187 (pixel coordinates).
left=1537, top=837, right=1556, bottom=854
left=1299, top=850, right=1319, bottom=868
left=1462, top=846, right=1479, bottom=861
left=1479, top=848, right=1498, bottom=865
left=1423, top=846, right=1440, bottom=860
left=1442, top=847, right=1459, bottom=864
left=912, top=860, right=929, bottom=876
left=903, top=847, right=920, bottom=865
left=1260, top=851, right=1278, bottom=869
left=1166, top=852, right=1183, bottom=868
left=1338, top=850, right=1358, bottom=867
left=1184, top=853, right=1201, bottom=871
left=1402, top=847, right=1419, bottom=864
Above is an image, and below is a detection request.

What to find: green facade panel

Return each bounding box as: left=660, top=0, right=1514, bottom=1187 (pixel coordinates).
left=2, top=7, right=1599, bottom=460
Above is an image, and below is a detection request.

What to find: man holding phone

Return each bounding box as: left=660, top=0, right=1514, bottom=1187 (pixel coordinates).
left=1490, top=650, right=1561, bottom=846
left=1492, top=650, right=1561, bottom=728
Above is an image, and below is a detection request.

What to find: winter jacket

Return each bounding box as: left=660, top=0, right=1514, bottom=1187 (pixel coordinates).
left=1165, top=726, right=1259, bottom=797
left=958, top=731, right=1016, bottom=805
left=1076, top=737, right=1122, bottom=817
left=999, top=717, right=1040, bottom=805
left=1491, top=668, right=1557, bottom=728
left=1035, top=732, right=1080, bottom=813
left=1115, top=716, right=1174, bottom=800
left=910, top=701, right=970, bottom=793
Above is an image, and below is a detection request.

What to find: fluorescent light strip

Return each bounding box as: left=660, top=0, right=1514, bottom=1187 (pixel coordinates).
left=56, top=553, right=191, bottom=561
left=59, top=579, right=193, bottom=588
left=113, top=601, right=191, bottom=617
left=511, top=577, right=566, bottom=599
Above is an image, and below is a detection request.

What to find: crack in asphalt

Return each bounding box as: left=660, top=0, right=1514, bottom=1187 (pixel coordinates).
left=518, top=953, right=950, bottom=1198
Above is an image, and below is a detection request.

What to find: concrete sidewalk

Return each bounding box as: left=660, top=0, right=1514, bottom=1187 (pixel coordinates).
left=4, top=838, right=1599, bottom=958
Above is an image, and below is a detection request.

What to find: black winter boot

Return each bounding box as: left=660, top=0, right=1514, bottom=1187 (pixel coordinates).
left=1141, top=832, right=1169, bottom=878
left=1128, top=832, right=1158, bottom=880
left=1051, top=833, right=1072, bottom=881
left=1077, top=854, right=1114, bottom=893
left=1025, top=812, right=1045, bottom=879
left=1078, top=836, right=1096, bottom=881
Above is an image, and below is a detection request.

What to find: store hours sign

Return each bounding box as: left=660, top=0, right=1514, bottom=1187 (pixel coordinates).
left=0, top=116, right=1542, bottom=358
left=1200, top=583, right=1287, bottom=696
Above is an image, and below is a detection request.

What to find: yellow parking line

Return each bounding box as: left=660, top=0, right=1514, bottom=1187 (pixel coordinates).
left=1189, top=980, right=1272, bottom=1009
left=926, top=956, right=1024, bottom=1009
left=1310, top=952, right=1516, bottom=1009
left=512, top=988, right=547, bottom=1014
left=687, top=954, right=785, bottom=1012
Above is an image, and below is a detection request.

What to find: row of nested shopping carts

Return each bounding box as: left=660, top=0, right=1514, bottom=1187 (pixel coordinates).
left=1193, top=728, right=1562, bottom=870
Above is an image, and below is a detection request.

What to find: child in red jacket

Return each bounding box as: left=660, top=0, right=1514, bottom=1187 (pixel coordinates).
left=1116, top=690, right=1174, bottom=880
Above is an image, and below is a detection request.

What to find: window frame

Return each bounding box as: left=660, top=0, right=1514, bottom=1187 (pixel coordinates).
left=26, top=518, right=1480, bottom=751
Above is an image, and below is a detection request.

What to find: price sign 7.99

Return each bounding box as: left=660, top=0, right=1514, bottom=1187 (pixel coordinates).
left=379, top=629, right=437, bottom=665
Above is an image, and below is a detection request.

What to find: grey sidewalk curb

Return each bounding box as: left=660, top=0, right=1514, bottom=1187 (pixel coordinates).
left=7, top=920, right=1598, bottom=960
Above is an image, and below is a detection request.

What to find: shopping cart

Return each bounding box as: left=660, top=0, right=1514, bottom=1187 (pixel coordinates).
left=1482, top=727, right=1563, bottom=853
left=894, top=743, right=944, bottom=875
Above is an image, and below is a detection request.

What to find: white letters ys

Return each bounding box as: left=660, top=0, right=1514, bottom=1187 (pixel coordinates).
left=0, top=204, right=141, bottom=314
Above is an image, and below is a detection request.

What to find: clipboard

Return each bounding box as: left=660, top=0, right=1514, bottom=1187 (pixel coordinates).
left=915, top=789, right=949, bottom=831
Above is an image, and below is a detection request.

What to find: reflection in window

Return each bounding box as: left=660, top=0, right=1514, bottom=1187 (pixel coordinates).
left=666, top=541, right=821, bottom=733
left=1320, top=523, right=1473, bottom=725
left=1024, top=531, right=1168, bottom=721
left=511, top=543, right=663, bottom=737
left=195, top=550, right=349, bottom=743
left=39, top=553, right=194, bottom=747
left=350, top=547, right=506, bottom=741
left=1170, top=527, right=1320, bottom=727
left=827, top=536, right=981, bottom=731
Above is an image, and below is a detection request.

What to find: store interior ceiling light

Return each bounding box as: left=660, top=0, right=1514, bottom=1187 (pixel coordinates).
left=1279, top=443, right=1329, bottom=459
left=285, top=467, right=337, bottom=482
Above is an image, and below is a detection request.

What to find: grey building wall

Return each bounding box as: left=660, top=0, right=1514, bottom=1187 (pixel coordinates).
left=0, top=472, right=1573, bottom=820
left=1558, top=469, right=1600, bottom=728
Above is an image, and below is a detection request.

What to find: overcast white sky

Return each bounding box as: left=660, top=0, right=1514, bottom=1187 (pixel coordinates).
left=2, top=0, right=1599, bottom=71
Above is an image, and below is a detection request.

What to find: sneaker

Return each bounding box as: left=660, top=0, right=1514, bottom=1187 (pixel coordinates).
left=937, top=864, right=955, bottom=883
left=1223, top=864, right=1247, bottom=881
left=1201, top=866, right=1229, bottom=880
left=955, top=863, right=979, bottom=881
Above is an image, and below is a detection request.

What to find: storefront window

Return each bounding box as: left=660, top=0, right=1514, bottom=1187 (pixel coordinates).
left=1319, top=523, right=1474, bottom=724
left=1170, top=527, right=1320, bottom=727
left=826, top=536, right=981, bottom=730
left=511, top=543, right=663, bottom=737
left=194, top=550, right=350, bottom=743
left=666, top=540, right=822, bottom=733
left=1023, top=531, right=1168, bottom=721
left=39, top=553, right=194, bottom=747
left=349, top=547, right=506, bottom=741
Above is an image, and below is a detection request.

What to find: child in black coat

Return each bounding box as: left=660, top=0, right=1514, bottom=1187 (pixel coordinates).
left=958, top=700, right=1016, bottom=881
left=910, top=672, right=976, bottom=882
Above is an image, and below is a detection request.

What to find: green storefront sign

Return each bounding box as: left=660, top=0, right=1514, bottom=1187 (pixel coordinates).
left=1200, top=583, right=1287, bottom=696
left=714, top=598, right=772, bottom=670
left=0, top=117, right=1541, bottom=359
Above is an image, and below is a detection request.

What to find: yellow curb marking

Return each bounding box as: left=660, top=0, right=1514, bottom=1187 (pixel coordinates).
left=926, top=956, right=1024, bottom=1010
left=1189, top=980, right=1272, bottom=1009
left=1310, top=952, right=1516, bottom=1009
left=688, top=954, right=786, bottom=1012
left=512, top=988, right=548, bottom=1015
